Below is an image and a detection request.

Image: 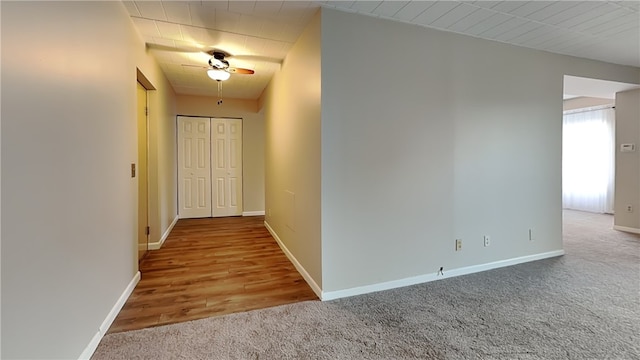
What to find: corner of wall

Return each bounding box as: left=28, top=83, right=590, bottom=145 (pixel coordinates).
left=264, top=221, right=322, bottom=298
left=79, top=272, right=141, bottom=359
left=614, top=88, right=640, bottom=231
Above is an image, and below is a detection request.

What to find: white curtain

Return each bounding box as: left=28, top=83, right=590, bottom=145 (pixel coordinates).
left=562, top=107, right=615, bottom=214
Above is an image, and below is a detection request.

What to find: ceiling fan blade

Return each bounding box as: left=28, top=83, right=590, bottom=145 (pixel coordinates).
left=181, top=64, right=208, bottom=69
left=205, top=49, right=282, bottom=65
left=147, top=43, right=205, bottom=53
left=227, top=67, right=255, bottom=75
left=148, top=44, right=281, bottom=66
left=228, top=55, right=283, bottom=65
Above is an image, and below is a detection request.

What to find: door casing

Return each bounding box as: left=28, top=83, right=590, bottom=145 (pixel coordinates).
left=136, top=81, right=149, bottom=260
left=177, top=116, right=243, bottom=218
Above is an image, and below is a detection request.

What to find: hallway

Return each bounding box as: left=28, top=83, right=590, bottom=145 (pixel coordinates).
left=108, top=216, right=318, bottom=333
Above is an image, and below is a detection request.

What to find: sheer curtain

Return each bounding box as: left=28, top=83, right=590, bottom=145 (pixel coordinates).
left=563, top=106, right=615, bottom=213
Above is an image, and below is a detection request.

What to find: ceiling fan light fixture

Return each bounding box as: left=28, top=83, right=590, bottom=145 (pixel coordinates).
left=207, top=69, right=230, bottom=81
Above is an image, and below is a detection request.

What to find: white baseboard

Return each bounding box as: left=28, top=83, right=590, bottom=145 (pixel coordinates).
left=613, top=225, right=640, bottom=234
left=264, top=221, right=322, bottom=299
left=243, top=210, right=265, bottom=216
left=79, top=271, right=141, bottom=360
left=148, top=215, right=178, bottom=250
left=321, top=250, right=565, bottom=301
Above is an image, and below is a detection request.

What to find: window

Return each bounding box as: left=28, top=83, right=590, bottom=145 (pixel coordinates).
left=562, top=106, right=615, bottom=213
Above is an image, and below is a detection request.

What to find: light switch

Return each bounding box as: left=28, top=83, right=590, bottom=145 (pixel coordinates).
left=621, top=144, right=636, bottom=152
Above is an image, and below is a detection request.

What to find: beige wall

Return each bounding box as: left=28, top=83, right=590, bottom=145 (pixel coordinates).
left=614, top=89, right=640, bottom=231
left=261, top=11, right=322, bottom=289
left=176, top=96, right=265, bottom=213
left=1, top=2, right=177, bottom=358
left=137, top=65, right=179, bottom=250
left=319, top=8, right=639, bottom=294
left=563, top=97, right=614, bottom=111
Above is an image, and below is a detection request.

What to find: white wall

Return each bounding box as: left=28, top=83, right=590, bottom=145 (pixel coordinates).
left=563, top=97, right=614, bottom=111
left=261, top=11, right=322, bottom=290
left=176, top=96, right=265, bottom=213
left=1, top=2, right=177, bottom=358
left=614, top=89, right=640, bottom=231
left=319, top=8, right=639, bottom=294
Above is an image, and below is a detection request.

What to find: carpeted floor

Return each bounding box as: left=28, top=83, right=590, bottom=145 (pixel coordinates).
left=92, top=210, right=640, bottom=359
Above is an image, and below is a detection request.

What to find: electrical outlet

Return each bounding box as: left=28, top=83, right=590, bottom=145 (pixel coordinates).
left=529, top=229, right=535, bottom=241
left=627, top=205, right=633, bottom=213
left=455, top=239, right=462, bottom=251
left=484, top=235, right=490, bottom=247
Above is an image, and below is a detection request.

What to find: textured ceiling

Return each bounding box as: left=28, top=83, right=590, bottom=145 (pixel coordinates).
left=125, top=1, right=640, bottom=100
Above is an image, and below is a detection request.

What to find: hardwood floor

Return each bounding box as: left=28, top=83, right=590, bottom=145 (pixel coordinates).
left=108, top=216, right=318, bottom=333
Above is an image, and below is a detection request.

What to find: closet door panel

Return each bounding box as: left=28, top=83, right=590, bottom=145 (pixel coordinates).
left=212, top=118, right=243, bottom=217
left=177, top=116, right=212, bottom=218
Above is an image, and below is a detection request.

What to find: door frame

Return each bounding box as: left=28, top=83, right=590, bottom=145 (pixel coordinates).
left=136, top=81, right=150, bottom=261
left=176, top=115, right=244, bottom=219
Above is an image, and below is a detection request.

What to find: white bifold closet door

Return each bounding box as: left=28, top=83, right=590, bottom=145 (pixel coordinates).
left=178, top=116, right=242, bottom=219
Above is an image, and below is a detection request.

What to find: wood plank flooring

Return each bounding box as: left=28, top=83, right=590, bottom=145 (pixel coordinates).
left=108, top=216, right=318, bottom=333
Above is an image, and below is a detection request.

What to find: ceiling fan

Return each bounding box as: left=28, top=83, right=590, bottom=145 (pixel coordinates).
left=147, top=43, right=283, bottom=64
left=204, top=50, right=254, bottom=81
left=146, top=43, right=273, bottom=81
left=146, top=43, right=264, bottom=105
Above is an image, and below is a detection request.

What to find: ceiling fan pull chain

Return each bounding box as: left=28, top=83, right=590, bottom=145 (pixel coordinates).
left=217, top=80, right=223, bottom=105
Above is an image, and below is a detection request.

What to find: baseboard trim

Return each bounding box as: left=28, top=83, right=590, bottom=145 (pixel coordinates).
left=613, top=225, right=640, bottom=234
left=321, top=250, right=565, bottom=301
left=79, top=271, right=140, bottom=359
left=243, top=210, right=265, bottom=216
left=148, top=215, right=178, bottom=250
left=264, top=221, right=322, bottom=299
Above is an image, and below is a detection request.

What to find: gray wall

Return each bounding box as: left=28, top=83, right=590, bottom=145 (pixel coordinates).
left=1, top=2, right=177, bottom=358
left=614, top=89, right=640, bottom=230
left=319, top=8, right=639, bottom=293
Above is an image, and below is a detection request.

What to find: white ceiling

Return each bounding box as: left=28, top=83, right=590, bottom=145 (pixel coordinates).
left=125, top=1, right=640, bottom=100
left=564, top=75, right=640, bottom=99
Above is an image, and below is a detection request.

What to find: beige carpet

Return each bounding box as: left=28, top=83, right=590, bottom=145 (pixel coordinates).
left=92, top=210, right=640, bottom=359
